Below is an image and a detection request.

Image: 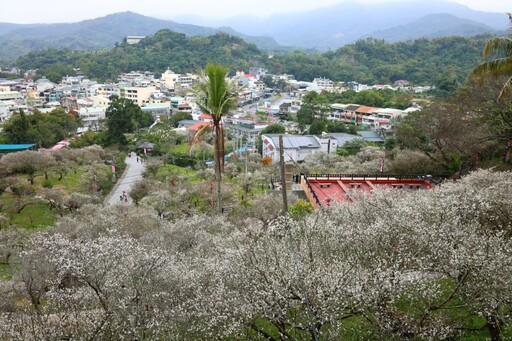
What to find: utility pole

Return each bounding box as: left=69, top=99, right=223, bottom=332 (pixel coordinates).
left=279, top=134, right=318, bottom=341
left=279, top=135, right=288, bottom=213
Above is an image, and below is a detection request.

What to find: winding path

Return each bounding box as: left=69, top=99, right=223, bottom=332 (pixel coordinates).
left=104, top=152, right=145, bottom=205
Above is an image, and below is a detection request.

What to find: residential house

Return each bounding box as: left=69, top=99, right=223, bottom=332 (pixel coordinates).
left=78, top=106, right=106, bottom=132
left=328, top=103, right=348, bottom=121
left=355, top=106, right=377, bottom=127
left=249, top=67, right=269, bottom=79
left=90, top=95, right=111, bottom=107
left=198, top=113, right=213, bottom=122
left=141, top=104, right=171, bottom=119
left=373, top=108, right=403, bottom=122
left=339, top=104, right=360, bottom=125
left=393, top=79, right=409, bottom=87
left=176, top=103, right=192, bottom=113
left=345, top=81, right=368, bottom=92
left=313, top=77, right=334, bottom=90
left=92, top=83, right=120, bottom=98
left=60, top=97, right=78, bottom=111
left=225, top=118, right=269, bottom=148
left=279, top=102, right=291, bottom=116
left=77, top=97, right=94, bottom=108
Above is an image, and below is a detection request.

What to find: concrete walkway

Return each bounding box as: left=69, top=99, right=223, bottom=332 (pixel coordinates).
left=104, top=152, right=145, bottom=205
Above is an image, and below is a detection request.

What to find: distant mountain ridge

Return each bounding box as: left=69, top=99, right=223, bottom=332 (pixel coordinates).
left=0, top=0, right=508, bottom=61
left=0, top=12, right=279, bottom=60
left=367, top=13, right=497, bottom=41
left=189, top=0, right=508, bottom=49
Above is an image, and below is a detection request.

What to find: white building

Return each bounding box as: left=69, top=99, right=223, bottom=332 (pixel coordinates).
left=90, top=83, right=120, bottom=98
left=78, top=107, right=107, bottom=131
left=161, top=70, right=197, bottom=92
left=313, top=77, right=334, bottom=90
left=0, top=102, right=10, bottom=123
left=261, top=134, right=337, bottom=163
left=126, top=36, right=146, bottom=44
left=119, top=86, right=156, bottom=106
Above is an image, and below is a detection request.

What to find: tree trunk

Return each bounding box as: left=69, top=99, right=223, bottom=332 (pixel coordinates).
left=486, top=314, right=502, bottom=341
left=214, top=124, right=223, bottom=214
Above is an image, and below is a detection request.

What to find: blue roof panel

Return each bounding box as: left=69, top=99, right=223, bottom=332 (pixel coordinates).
left=0, top=144, right=36, bottom=151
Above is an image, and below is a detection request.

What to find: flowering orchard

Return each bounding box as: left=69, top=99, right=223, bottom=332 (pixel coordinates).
left=0, top=170, right=511, bottom=340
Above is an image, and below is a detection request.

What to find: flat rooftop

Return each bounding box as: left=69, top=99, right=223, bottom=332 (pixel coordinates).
left=301, top=175, right=433, bottom=208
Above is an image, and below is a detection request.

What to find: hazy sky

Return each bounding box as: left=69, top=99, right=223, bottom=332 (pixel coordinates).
left=1, top=0, right=510, bottom=24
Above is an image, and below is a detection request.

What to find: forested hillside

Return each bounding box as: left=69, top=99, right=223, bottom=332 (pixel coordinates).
left=15, top=30, right=268, bottom=81
left=271, top=35, right=490, bottom=84
left=14, top=31, right=489, bottom=85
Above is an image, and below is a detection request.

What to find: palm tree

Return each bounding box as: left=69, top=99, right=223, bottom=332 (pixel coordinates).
left=194, top=63, right=238, bottom=214
left=471, top=13, right=512, bottom=102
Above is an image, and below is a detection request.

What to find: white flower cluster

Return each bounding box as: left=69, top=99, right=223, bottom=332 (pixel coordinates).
left=0, top=169, right=511, bottom=339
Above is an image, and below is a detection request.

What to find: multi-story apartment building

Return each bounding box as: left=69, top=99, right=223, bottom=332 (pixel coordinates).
left=161, top=70, right=198, bottom=93
left=119, top=86, right=156, bottom=106
left=78, top=107, right=107, bottom=131
left=91, top=84, right=120, bottom=98
left=313, top=77, right=334, bottom=90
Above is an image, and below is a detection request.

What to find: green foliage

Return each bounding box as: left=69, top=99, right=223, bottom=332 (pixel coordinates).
left=296, top=91, right=330, bottom=129
left=42, top=179, right=53, bottom=189
left=105, top=95, right=153, bottom=145
left=471, top=21, right=512, bottom=102
left=289, top=199, right=314, bottom=218
left=0, top=108, right=80, bottom=147
left=165, top=153, right=197, bottom=168
left=13, top=33, right=488, bottom=88
left=262, top=123, right=286, bottom=135
left=325, top=88, right=413, bottom=109
left=308, top=119, right=327, bottom=135
left=326, top=120, right=348, bottom=133
left=169, top=111, right=192, bottom=127
left=8, top=199, right=57, bottom=229
left=0, top=263, right=11, bottom=280
left=256, top=123, right=286, bottom=154
left=384, top=138, right=397, bottom=152
left=337, top=139, right=367, bottom=156
left=194, top=63, right=239, bottom=212
left=15, top=30, right=268, bottom=82
left=272, top=36, right=488, bottom=86
left=70, top=130, right=105, bottom=148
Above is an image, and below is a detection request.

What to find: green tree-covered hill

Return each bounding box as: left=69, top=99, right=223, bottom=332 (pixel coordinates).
left=15, top=30, right=268, bottom=81
left=271, top=35, right=489, bottom=84
left=14, top=32, right=489, bottom=86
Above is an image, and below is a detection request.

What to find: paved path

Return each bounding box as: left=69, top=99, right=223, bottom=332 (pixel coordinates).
left=104, top=152, right=145, bottom=205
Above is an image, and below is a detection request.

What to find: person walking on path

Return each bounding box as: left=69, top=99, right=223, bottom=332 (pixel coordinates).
left=105, top=153, right=145, bottom=205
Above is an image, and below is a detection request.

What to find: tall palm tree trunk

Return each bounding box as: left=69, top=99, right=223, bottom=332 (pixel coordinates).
left=214, top=122, right=223, bottom=214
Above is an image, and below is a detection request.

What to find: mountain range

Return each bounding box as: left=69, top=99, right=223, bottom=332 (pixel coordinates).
left=195, top=0, right=507, bottom=49
left=0, top=0, right=509, bottom=61
left=0, top=12, right=279, bottom=60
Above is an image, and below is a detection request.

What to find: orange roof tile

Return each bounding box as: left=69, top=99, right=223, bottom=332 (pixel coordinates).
left=187, top=122, right=212, bottom=132
left=355, top=106, right=375, bottom=114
